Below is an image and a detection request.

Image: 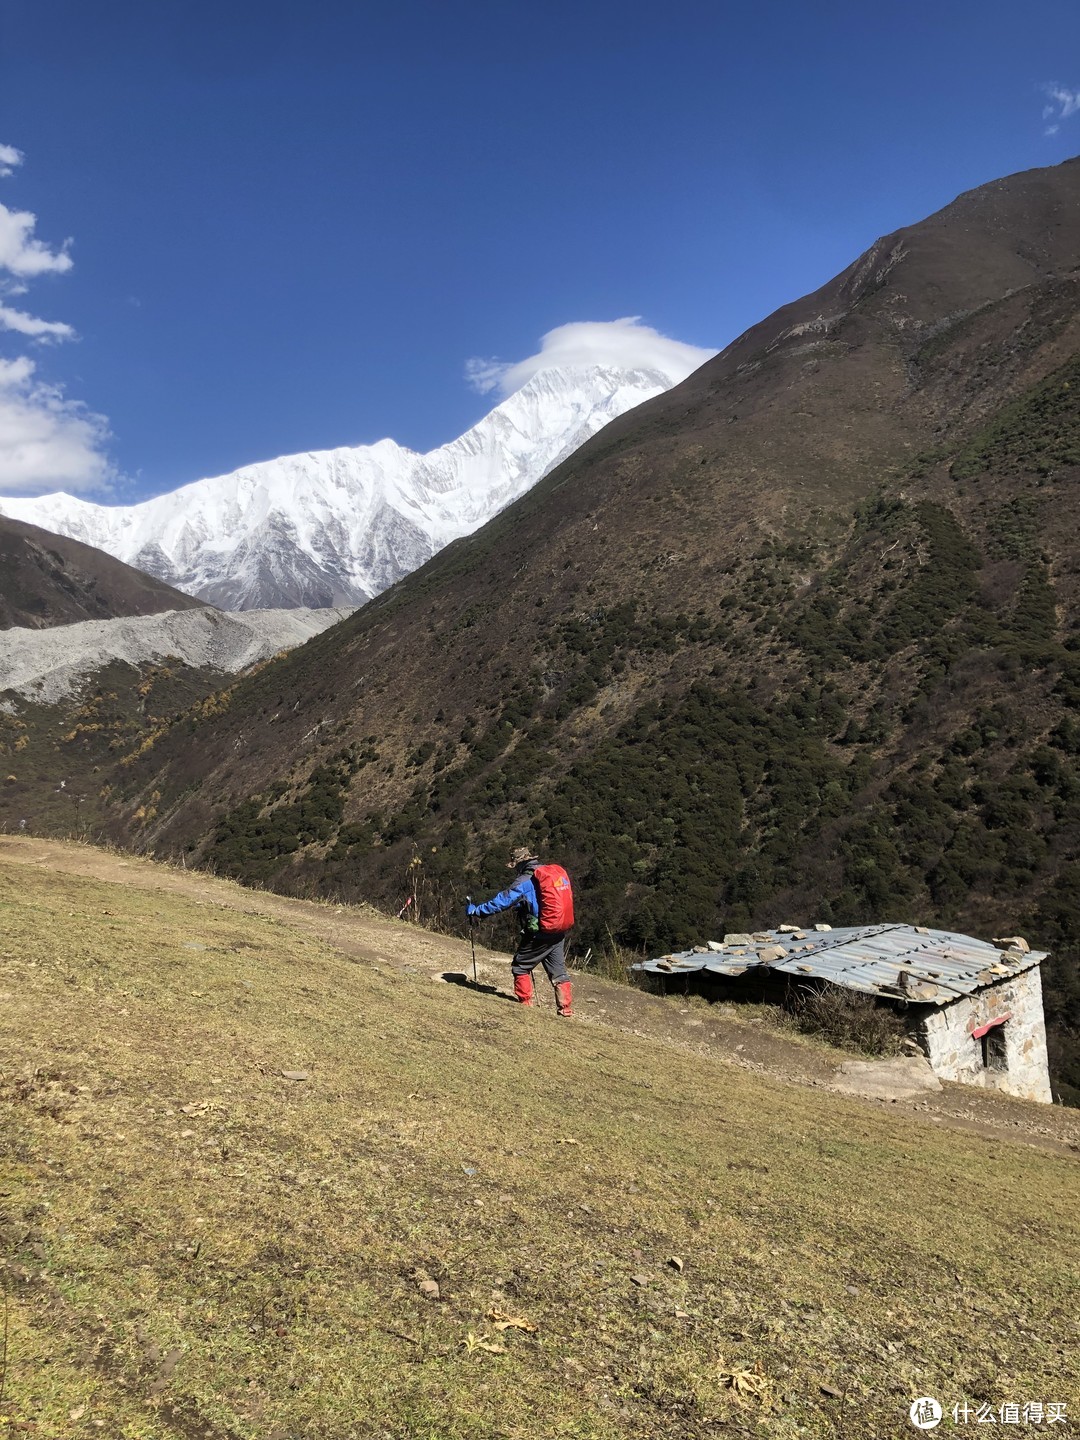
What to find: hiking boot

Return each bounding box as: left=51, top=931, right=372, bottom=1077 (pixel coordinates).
left=513, top=973, right=535, bottom=1007
left=554, top=980, right=574, bottom=1018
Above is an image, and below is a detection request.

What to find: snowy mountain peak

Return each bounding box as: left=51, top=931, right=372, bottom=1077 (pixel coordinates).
left=0, top=363, right=685, bottom=610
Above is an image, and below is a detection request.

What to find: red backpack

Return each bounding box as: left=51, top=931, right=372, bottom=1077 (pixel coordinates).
left=532, top=863, right=575, bottom=931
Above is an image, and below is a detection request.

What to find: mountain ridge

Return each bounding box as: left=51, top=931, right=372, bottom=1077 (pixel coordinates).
left=0, top=516, right=208, bottom=631
left=0, top=364, right=688, bottom=610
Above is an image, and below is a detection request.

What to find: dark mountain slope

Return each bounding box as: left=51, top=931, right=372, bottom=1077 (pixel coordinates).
left=0, top=516, right=206, bottom=630
left=113, top=157, right=1080, bottom=1093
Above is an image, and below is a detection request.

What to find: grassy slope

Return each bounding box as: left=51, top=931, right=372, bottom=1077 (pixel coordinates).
left=1, top=856, right=1078, bottom=1440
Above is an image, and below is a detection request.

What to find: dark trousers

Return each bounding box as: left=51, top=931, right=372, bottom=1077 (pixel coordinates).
left=511, top=930, right=570, bottom=983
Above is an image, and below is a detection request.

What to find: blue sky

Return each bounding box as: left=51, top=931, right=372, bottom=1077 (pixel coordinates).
left=1, top=0, right=1079, bottom=501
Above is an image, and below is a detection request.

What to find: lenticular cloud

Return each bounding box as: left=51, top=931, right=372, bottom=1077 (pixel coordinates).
left=467, top=318, right=716, bottom=397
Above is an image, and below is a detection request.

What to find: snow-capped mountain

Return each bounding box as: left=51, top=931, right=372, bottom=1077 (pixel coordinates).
left=0, top=365, right=679, bottom=610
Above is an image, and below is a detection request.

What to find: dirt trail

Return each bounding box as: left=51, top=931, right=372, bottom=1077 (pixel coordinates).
left=4, top=834, right=1078, bottom=1157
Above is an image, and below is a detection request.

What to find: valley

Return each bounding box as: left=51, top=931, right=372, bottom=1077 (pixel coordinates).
left=6, top=22, right=1080, bottom=1440
left=81, top=157, right=1080, bottom=1100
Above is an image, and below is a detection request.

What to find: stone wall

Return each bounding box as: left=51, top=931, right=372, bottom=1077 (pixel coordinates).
left=920, top=966, right=1052, bottom=1104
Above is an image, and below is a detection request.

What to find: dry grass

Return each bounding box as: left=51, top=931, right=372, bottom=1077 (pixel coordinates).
left=1, top=854, right=1078, bottom=1439
left=785, top=986, right=908, bottom=1058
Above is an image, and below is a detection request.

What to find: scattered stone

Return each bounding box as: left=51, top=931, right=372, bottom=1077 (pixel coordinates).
left=630, top=1273, right=650, bottom=1287
left=667, top=1256, right=684, bottom=1273
left=778, top=925, right=801, bottom=933
left=417, top=1278, right=441, bottom=1300
left=281, top=1070, right=310, bottom=1081
left=820, top=1384, right=843, bottom=1399
left=723, top=933, right=753, bottom=945
left=813, top=923, right=832, bottom=932
left=993, top=935, right=1030, bottom=953
left=756, top=946, right=786, bottom=964
left=706, top=940, right=726, bottom=952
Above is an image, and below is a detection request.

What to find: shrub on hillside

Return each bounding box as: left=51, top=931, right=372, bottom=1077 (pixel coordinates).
left=787, top=984, right=907, bottom=1056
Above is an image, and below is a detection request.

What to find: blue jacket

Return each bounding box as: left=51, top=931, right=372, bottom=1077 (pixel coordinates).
left=468, top=867, right=538, bottom=922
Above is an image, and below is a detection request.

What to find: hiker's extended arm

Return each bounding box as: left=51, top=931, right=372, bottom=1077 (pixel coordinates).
left=466, top=875, right=531, bottom=917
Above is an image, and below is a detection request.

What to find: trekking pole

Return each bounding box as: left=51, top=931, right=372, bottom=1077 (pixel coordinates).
left=465, top=896, right=478, bottom=985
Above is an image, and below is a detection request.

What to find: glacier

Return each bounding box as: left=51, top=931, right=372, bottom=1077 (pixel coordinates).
left=0, top=364, right=681, bottom=610
left=0, top=606, right=356, bottom=705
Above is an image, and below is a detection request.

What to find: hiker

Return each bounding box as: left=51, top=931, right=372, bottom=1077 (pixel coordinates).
left=466, top=847, right=574, bottom=1016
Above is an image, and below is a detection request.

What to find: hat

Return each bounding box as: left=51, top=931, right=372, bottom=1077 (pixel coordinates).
left=507, top=845, right=539, bottom=868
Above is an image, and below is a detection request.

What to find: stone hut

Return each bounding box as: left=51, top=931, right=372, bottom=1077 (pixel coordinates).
left=634, top=922, right=1052, bottom=1104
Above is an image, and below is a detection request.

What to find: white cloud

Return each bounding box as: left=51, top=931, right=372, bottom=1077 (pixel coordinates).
left=0, top=202, right=73, bottom=278
left=0, top=356, right=114, bottom=494
left=0, top=144, right=23, bottom=179
left=0, top=302, right=75, bottom=341
left=467, top=317, right=717, bottom=397
left=0, top=145, right=77, bottom=346
left=0, top=144, right=112, bottom=497
left=1041, top=83, right=1080, bottom=135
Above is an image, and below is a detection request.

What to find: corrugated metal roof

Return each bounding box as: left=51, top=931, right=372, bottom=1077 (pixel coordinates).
left=633, top=923, right=1046, bottom=1005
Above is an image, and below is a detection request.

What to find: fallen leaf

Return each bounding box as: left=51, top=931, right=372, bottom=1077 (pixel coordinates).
left=463, top=1331, right=507, bottom=1355
left=488, top=1309, right=537, bottom=1333
left=69, top=1405, right=87, bottom=1421
left=718, top=1360, right=776, bottom=1409
left=417, top=1278, right=441, bottom=1300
